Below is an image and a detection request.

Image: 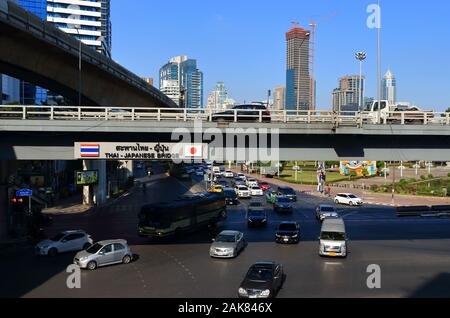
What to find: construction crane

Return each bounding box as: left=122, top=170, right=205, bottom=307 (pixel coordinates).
left=309, top=12, right=339, bottom=110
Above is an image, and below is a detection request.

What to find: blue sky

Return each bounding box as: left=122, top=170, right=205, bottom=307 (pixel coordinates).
left=112, top=0, right=450, bottom=111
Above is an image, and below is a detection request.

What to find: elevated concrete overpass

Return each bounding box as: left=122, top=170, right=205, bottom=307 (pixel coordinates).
left=0, top=106, right=450, bottom=161
left=0, top=0, right=177, bottom=107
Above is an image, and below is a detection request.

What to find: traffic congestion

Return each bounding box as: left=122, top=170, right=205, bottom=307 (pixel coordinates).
left=26, top=162, right=367, bottom=298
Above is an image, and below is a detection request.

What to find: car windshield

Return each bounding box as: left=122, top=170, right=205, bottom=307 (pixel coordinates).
left=348, top=195, right=358, bottom=199
left=279, top=224, right=297, bottom=231
left=86, top=243, right=103, bottom=254
left=238, top=186, right=248, bottom=190
left=247, top=268, right=273, bottom=282
left=277, top=198, right=290, bottom=203
left=279, top=188, right=295, bottom=195
left=249, top=210, right=266, bottom=217
left=224, top=190, right=236, bottom=198
left=51, top=233, right=66, bottom=242
left=321, top=206, right=335, bottom=212
left=321, top=232, right=346, bottom=241
left=216, top=234, right=236, bottom=243
left=252, top=187, right=260, bottom=190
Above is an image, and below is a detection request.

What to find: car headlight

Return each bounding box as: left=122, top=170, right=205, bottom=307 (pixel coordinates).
left=80, top=256, right=89, bottom=261
left=238, top=288, right=248, bottom=295
left=292, top=234, right=298, bottom=238
left=276, top=234, right=281, bottom=238
left=260, top=289, right=271, bottom=297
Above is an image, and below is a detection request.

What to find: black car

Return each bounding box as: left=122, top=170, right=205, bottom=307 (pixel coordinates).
left=238, top=262, right=284, bottom=298
left=274, top=196, right=294, bottom=214
left=224, top=189, right=239, bottom=205
left=247, top=208, right=267, bottom=227
left=212, top=104, right=271, bottom=123
left=275, top=222, right=300, bottom=244
left=277, top=186, right=297, bottom=202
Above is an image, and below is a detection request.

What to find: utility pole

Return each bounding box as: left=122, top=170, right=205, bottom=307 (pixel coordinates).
left=392, top=161, right=396, bottom=203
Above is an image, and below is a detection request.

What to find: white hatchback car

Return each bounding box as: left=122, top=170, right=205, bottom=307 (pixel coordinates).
left=235, top=185, right=251, bottom=198
left=334, top=193, right=363, bottom=206
left=250, top=186, right=264, bottom=196
left=36, top=230, right=93, bottom=256
left=246, top=179, right=259, bottom=188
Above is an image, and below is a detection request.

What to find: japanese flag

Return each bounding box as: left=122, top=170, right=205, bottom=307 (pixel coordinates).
left=184, top=144, right=203, bottom=158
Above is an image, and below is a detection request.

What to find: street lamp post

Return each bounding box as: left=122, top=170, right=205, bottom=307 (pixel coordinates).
left=355, top=52, right=367, bottom=109
left=74, top=26, right=82, bottom=107
left=377, top=0, right=382, bottom=124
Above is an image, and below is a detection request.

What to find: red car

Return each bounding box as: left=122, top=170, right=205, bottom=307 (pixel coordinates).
left=259, top=182, right=271, bottom=191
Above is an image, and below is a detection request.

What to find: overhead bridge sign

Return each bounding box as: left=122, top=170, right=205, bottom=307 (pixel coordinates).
left=75, top=142, right=207, bottom=160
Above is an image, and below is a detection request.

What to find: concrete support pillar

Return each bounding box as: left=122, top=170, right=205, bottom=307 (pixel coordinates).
left=0, top=161, right=9, bottom=239
left=82, top=160, right=107, bottom=206
left=93, top=160, right=107, bottom=205
left=119, top=160, right=133, bottom=179
left=82, top=160, right=92, bottom=206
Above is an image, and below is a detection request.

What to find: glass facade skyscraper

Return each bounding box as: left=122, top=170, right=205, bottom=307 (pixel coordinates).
left=382, top=69, right=397, bottom=105
left=159, top=56, right=203, bottom=109
left=16, top=0, right=48, bottom=105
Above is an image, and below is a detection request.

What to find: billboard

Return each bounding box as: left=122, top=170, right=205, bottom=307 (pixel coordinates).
left=340, top=161, right=378, bottom=177
left=75, top=170, right=99, bottom=186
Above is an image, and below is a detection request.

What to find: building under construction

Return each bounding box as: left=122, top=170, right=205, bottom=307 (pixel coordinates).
left=285, top=25, right=311, bottom=111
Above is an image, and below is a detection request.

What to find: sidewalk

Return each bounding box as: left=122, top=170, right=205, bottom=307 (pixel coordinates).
left=235, top=169, right=450, bottom=207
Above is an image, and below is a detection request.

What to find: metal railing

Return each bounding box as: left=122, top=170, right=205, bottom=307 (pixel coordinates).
left=0, top=105, right=449, bottom=126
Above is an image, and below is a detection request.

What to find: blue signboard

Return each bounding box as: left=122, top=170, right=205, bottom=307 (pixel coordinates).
left=16, top=189, right=33, bottom=197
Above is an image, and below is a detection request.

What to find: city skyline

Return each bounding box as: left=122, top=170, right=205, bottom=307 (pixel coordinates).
left=112, top=0, right=450, bottom=111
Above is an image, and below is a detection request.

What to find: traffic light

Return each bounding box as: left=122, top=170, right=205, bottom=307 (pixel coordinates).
left=10, top=197, right=25, bottom=213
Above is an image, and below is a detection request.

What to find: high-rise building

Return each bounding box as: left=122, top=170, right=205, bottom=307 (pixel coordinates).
left=1, top=75, right=20, bottom=105
left=159, top=56, right=203, bottom=109
left=273, top=86, right=286, bottom=111
left=286, top=25, right=310, bottom=111
left=382, top=69, right=397, bottom=105
left=46, top=0, right=112, bottom=57
left=207, top=82, right=228, bottom=111
left=11, top=0, right=112, bottom=105
left=332, top=75, right=365, bottom=112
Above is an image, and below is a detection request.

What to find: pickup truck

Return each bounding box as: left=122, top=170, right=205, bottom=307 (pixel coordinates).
left=364, top=100, right=434, bottom=124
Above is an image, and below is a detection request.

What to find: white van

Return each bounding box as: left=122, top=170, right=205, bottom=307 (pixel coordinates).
left=319, top=218, right=348, bottom=258
left=212, top=166, right=221, bottom=174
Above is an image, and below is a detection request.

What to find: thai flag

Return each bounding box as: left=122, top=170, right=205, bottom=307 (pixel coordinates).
left=80, top=144, right=100, bottom=158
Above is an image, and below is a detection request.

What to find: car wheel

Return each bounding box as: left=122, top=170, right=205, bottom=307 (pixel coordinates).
left=335, top=199, right=340, bottom=204
left=87, top=261, right=97, bottom=271
left=48, top=248, right=58, bottom=257
left=349, top=201, right=354, bottom=206
left=83, top=243, right=92, bottom=250
left=122, top=255, right=132, bottom=264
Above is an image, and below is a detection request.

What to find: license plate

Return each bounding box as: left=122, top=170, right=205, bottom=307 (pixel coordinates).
left=284, top=239, right=289, bottom=242
left=328, top=252, right=337, bottom=257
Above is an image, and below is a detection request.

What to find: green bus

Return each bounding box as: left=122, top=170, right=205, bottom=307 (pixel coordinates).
left=138, top=192, right=227, bottom=238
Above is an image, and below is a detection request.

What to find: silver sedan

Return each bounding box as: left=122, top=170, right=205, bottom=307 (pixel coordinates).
left=210, top=231, right=246, bottom=259
left=74, top=239, right=133, bottom=270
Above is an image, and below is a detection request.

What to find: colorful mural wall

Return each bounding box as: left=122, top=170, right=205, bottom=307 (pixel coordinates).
left=340, top=161, right=378, bottom=177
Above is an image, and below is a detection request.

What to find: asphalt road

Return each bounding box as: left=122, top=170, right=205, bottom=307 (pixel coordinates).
left=1, top=166, right=450, bottom=298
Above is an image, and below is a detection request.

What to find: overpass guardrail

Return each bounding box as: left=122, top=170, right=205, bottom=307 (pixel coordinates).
left=0, top=105, right=449, bottom=126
